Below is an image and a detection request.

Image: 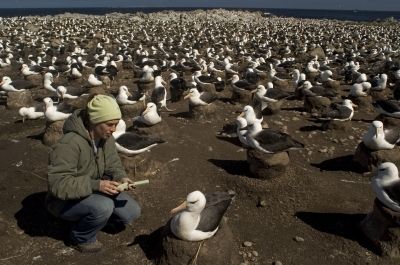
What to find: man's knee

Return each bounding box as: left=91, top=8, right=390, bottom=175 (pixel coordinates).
left=118, top=198, right=141, bottom=224
left=88, top=197, right=114, bottom=220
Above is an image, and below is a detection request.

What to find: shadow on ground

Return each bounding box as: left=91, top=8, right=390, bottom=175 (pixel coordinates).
left=14, top=192, right=70, bottom=242
left=295, top=211, right=379, bottom=254
left=131, top=226, right=164, bottom=261
left=208, top=159, right=250, bottom=176
left=311, top=155, right=365, bottom=173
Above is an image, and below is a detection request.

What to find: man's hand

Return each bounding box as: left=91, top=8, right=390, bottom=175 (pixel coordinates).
left=120, top=177, right=135, bottom=190
left=99, top=180, right=120, bottom=195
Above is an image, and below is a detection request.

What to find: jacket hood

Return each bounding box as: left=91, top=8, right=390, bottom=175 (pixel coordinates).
left=63, top=109, right=91, bottom=142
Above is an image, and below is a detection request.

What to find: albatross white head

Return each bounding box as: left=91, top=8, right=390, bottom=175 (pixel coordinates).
left=170, top=190, right=207, bottom=215
left=0, top=76, right=12, bottom=87
left=374, top=162, right=399, bottom=186
left=239, top=105, right=262, bottom=125
left=230, top=74, right=240, bottom=84
left=184, top=88, right=201, bottom=100
left=118, top=85, right=132, bottom=98
left=112, top=119, right=127, bottom=139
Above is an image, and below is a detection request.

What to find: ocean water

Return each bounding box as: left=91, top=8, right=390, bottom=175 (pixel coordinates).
left=0, top=7, right=399, bottom=22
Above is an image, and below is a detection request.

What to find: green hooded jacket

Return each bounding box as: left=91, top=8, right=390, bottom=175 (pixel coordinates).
left=46, top=109, right=126, bottom=215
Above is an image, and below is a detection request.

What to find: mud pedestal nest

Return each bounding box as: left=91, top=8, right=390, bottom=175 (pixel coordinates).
left=349, top=95, right=373, bottom=111
left=26, top=74, right=43, bottom=86
left=43, top=120, right=65, bottom=146
left=6, top=91, right=33, bottom=110
left=132, top=121, right=171, bottom=138
left=120, top=103, right=145, bottom=117
left=157, top=219, right=238, bottom=265
left=137, top=81, right=154, bottom=93
left=231, top=89, right=252, bottom=105
left=120, top=152, right=163, bottom=179
left=353, top=142, right=400, bottom=172
left=264, top=100, right=284, bottom=115
left=303, top=96, right=330, bottom=113
left=88, top=86, right=106, bottom=95
left=360, top=199, right=400, bottom=258
left=247, top=149, right=289, bottom=179
left=321, top=120, right=352, bottom=132
left=188, top=103, right=218, bottom=120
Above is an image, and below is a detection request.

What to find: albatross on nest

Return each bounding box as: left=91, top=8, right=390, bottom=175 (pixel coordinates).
left=43, top=97, right=72, bottom=122
left=18, top=106, right=44, bottom=123
left=317, top=99, right=357, bottom=121
left=116, top=85, right=145, bottom=105
left=132, top=102, right=162, bottom=126
left=112, top=119, right=165, bottom=155
left=362, top=120, right=400, bottom=150
left=0, top=76, right=35, bottom=92
left=170, top=190, right=234, bottom=241
left=244, top=124, right=304, bottom=153
left=184, top=87, right=217, bottom=106
left=372, top=162, right=400, bottom=212
left=230, top=74, right=257, bottom=93
left=373, top=100, right=400, bottom=118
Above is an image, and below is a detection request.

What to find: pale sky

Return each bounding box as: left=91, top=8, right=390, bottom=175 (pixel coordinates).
left=2, top=0, right=400, bottom=11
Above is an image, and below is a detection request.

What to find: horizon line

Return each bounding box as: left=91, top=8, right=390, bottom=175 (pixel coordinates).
left=0, top=7, right=398, bottom=12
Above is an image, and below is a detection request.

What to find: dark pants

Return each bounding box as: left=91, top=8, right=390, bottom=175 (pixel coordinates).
left=59, top=192, right=141, bottom=244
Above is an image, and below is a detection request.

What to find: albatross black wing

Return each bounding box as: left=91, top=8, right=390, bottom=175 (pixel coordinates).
left=151, top=86, right=166, bottom=104
left=374, top=100, right=400, bottom=113
left=196, top=192, right=234, bottom=232
left=254, top=129, right=304, bottom=152
left=265, top=88, right=291, bottom=100
left=199, top=92, right=217, bottom=104
left=384, top=182, right=400, bottom=205
left=116, top=132, right=165, bottom=150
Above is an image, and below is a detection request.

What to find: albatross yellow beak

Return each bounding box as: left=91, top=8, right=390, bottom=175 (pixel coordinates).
left=239, top=112, right=245, bottom=117
left=183, top=94, right=190, bottom=100
left=170, top=201, right=187, bottom=215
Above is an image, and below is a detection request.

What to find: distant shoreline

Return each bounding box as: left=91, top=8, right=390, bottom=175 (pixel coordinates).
left=0, top=7, right=399, bottom=22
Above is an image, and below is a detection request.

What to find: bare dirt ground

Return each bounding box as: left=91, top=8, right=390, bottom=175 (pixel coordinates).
left=0, top=89, right=397, bottom=265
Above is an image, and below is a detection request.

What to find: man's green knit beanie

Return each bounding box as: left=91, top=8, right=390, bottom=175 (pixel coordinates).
left=87, top=95, right=121, bottom=124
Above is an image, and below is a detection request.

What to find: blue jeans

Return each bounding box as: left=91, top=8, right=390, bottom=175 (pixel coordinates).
left=59, top=192, right=141, bottom=244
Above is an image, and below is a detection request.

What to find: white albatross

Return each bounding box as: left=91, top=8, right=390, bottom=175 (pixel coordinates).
left=170, top=190, right=234, bottom=241
left=18, top=107, right=44, bottom=123
left=116, top=85, right=145, bottom=105
left=372, top=162, right=400, bottom=212
left=43, top=97, right=71, bottom=122
left=132, top=102, right=162, bottom=126
left=112, top=119, right=164, bottom=155
left=362, top=120, right=400, bottom=151
left=184, top=87, right=217, bottom=106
